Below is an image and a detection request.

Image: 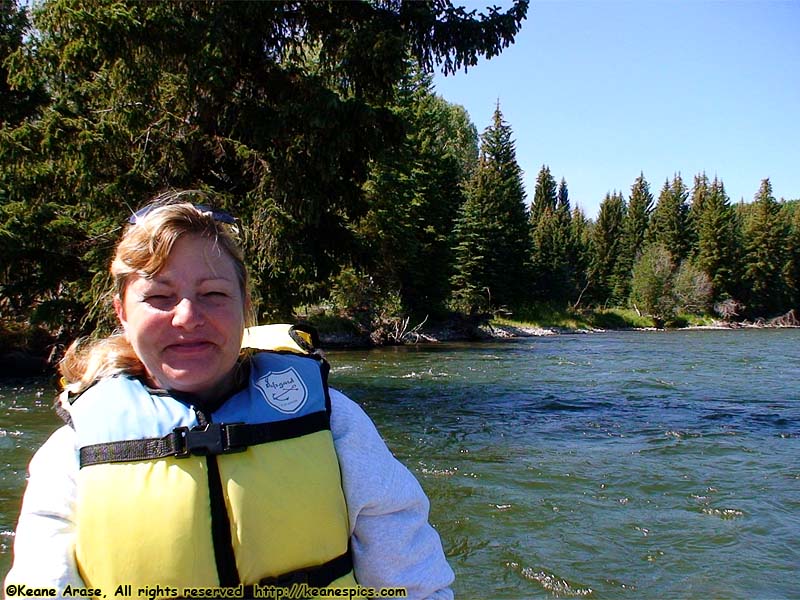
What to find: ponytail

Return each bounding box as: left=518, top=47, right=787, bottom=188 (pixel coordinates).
left=59, top=334, right=146, bottom=396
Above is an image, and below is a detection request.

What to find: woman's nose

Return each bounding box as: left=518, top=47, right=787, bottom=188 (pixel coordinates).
left=172, top=297, right=204, bottom=329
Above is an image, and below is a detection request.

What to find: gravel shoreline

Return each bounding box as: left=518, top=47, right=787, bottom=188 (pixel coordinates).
left=319, top=319, right=799, bottom=348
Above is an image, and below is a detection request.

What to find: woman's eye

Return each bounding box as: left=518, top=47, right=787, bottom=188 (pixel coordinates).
left=143, top=294, right=174, bottom=307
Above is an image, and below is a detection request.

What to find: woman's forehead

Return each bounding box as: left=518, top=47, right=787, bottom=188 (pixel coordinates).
left=142, top=235, right=239, bottom=282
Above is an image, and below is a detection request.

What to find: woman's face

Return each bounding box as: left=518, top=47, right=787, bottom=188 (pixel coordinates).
left=114, top=234, right=245, bottom=400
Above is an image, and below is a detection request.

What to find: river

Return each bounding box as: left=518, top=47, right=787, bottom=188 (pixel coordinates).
left=2, top=329, right=799, bottom=598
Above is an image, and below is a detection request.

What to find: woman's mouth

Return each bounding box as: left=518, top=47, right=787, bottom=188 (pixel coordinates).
left=165, top=340, right=215, bottom=354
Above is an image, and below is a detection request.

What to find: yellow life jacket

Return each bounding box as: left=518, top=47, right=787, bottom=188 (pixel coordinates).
left=62, top=324, right=356, bottom=592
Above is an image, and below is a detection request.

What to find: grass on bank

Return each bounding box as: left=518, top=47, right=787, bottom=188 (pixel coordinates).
left=301, top=302, right=720, bottom=341
left=494, top=305, right=658, bottom=331
left=500, top=304, right=719, bottom=331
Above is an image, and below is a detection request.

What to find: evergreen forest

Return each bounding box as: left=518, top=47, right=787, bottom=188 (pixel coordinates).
left=1, top=1, right=798, bottom=357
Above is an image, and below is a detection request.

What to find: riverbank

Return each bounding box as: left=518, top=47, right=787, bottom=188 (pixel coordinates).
left=316, top=309, right=799, bottom=348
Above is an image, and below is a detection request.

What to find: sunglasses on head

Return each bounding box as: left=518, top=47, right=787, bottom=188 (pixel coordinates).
left=128, top=203, right=238, bottom=226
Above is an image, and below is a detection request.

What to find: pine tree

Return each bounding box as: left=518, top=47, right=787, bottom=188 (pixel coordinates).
left=695, top=177, right=738, bottom=302
left=530, top=165, right=557, bottom=225
left=556, top=178, right=575, bottom=298
left=625, top=173, right=653, bottom=262
left=648, top=174, right=690, bottom=261
left=784, top=202, right=800, bottom=309
left=589, top=191, right=627, bottom=305
left=357, top=72, right=475, bottom=318
left=686, top=172, right=710, bottom=257
left=557, top=178, right=571, bottom=218
left=742, top=179, right=789, bottom=317
left=451, top=105, right=530, bottom=311
left=0, top=1, right=48, bottom=126
left=530, top=206, right=573, bottom=303
left=619, top=173, right=653, bottom=302
left=569, top=205, right=593, bottom=307
left=530, top=170, right=573, bottom=303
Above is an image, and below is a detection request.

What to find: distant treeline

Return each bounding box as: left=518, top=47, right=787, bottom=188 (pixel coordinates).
left=522, top=167, right=799, bottom=326
left=1, top=1, right=797, bottom=351
left=449, top=104, right=799, bottom=325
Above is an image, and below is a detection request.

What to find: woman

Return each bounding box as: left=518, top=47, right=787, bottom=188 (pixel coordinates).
left=5, top=194, right=454, bottom=599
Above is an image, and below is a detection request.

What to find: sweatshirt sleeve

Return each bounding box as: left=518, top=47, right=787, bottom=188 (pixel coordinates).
left=4, top=425, right=84, bottom=598
left=329, top=388, right=454, bottom=600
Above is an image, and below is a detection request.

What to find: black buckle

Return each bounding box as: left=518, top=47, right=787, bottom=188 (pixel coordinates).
left=174, top=423, right=245, bottom=457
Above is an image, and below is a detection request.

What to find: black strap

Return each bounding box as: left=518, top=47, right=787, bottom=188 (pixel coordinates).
left=174, top=549, right=353, bottom=599
left=79, top=411, right=330, bottom=468
left=206, top=454, right=240, bottom=587
left=248, top=548, right=353, bottom=591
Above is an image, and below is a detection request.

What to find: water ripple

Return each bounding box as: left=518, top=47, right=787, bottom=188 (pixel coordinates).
left=701, top=508, right=745, bottom=519
left=506, top=562, right=594, bottom=597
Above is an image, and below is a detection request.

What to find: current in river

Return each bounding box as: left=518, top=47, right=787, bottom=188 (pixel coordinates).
left=2, top=329, right=799, bottom=598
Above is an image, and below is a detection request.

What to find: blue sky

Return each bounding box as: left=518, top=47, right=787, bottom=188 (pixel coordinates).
left=432, top=0, right=800, bottom=219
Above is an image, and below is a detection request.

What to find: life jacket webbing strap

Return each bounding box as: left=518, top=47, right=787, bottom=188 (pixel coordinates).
left=78, top=411, right=330, bottom=468
left=169, top=541, right=354, bottom=598
left=251, top=547, right=353, bottom=590
left=206, top=454, right=240, bottom=587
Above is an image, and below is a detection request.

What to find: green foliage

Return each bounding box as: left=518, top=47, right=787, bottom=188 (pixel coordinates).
left=556, top=178, right=570, bottom=216
left=301, top=311, right=361, bottom=338
left=0, top=1, right=48, bottom=125
left=0, top=317, right=56, bottom=356
left=742, top=179, right=789, bottom=317
left=529, top=168, right=575, bottom=303
left=625, top=173, right=652, bottom=261
left=676, top=313, right=717, bottom=327
left=630, top=243, right=712, bottom=325
left=451, top=104, right=530, bottom=312
left=568, top=205, right=592, bottom=307
left=784, top=201, right=800, bottom=307
left=672, top=260, right=712, bottom=315
left=588, top=191, right=627, bottom=305
left=530, top=164, right=557, bottom=224
left=501, top=302, right=591, bottom=330
left=330, top=266, right=400, bottom=320
left=5, top=0, right=797, bottom=341
left=355, top=72, right=474, bottom=318
left=630, top=243, right=676, bottom=324
left=693, top=177, right=738, bottom=302
left=587, top=308, right=655, bottom=329
left=686, top=172, right=710, bottom=254
left=530, top=206, right=574, bottom=303
left=0, top=0, right=528, bottom=340
left=648, top=174, right=690, bottom=261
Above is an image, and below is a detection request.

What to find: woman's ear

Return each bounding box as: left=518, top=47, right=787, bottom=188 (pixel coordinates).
left=113, top=295, right=127, bottom=332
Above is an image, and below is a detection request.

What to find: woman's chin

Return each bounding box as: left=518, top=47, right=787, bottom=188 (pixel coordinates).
left=157, top=364, right=236, bottom=401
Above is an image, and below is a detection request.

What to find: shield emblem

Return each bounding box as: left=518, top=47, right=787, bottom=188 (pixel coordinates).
left=254, top=367, right=309, bottom=414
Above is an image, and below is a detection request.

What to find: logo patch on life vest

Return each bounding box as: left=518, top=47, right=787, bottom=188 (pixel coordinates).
left=254, top=367, right=308, bottom=414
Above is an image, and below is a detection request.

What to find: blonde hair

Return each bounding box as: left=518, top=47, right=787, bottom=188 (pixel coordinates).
left=60, top=192, right=254, bottom=395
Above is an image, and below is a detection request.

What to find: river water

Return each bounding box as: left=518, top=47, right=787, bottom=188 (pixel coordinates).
left=2, top=329, right=799, bottom=598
